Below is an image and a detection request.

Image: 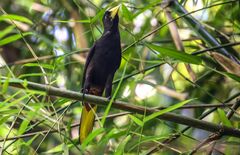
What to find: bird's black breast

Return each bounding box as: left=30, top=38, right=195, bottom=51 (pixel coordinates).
left=85, top=31, right=121, bottom=86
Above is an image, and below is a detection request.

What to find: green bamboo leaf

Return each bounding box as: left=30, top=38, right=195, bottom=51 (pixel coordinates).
left=132, top=1, right=159, bottom=18
left=43, top=138, right=79, bottom=154
left=45, top=144, right=69, bottom=154
left=129, top=115, right=144, bottom=126
left=2, top=74, right=10, bottom=94
left=121, top=4, right=133, bottom=21
left=54, top=19, right=90, bottom=23
left=0, top=116, right=11, bottom=126
left=129, top=135, right=167, bottom=151
left=207, top=66, right=240, bottom=83
left=25, top=89, right=46, bottom=95
left=114, top=135, right=131, bottom=155
left=147, top=43, right=202, bottom=65
left=18, top=73, right=52, bottom=79
left=23, top=63, right=54, bottom=70
left=97, top=128, right=127, bottom=154
left=224, top=72, right=240, bottom=83
left=144, top=98, right=196, bottom=123
left=81, top=128, right=105, bottom=149
left=0, top=25, right=15, bottom=39
left=91, top=9, right=106, bottom=24
left=0, top=32, right=33, bottom=46
left=2, top=90, right=22, bottom=103
left=26, top=134, right=39, bottom=146
left=23, top=79, right=28, bottom=88
left=141, top=135, right=167, bottom=142
left=217, top=108, right=232, bottom=127
left=18, top=119, right=30, bottom=135
left=100, top=128, right=127, bottom=143
left=4, top=78, right=23, bottom=84
left=63, top=144, right=69, bottom=155
left=0, top=14, right=33, bottom=24
left=0, top=109, right=19, bottom=114
left=0, top=94, right=31, bottom=110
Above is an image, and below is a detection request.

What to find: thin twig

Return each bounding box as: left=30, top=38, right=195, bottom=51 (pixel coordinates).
left=192, top=42, right=240, bottom=55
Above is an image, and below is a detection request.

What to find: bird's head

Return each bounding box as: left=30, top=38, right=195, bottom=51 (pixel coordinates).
left=102, top=5, right=120, bottom=31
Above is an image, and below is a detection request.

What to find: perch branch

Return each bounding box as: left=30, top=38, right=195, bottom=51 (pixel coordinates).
left=4, top=79, right=240, bottom=139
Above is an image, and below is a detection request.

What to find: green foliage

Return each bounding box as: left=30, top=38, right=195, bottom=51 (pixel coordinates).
left=0, top=25, right=15, bottom=39
left=143, top=98, right=196, bottom=123
left=147, top=43, right=202, bottom=64
left=217, top=108, right=232, bottom=127
left=0, top=32, right=33, bottom=46
left=0, top=0, right=239, bottom=154
left=0, top=14, right=33, bottom=25
left=114, top=135, right=131, bottom=155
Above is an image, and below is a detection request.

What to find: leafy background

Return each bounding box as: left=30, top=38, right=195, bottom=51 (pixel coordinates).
left=0, top=0, right=240, bottom=154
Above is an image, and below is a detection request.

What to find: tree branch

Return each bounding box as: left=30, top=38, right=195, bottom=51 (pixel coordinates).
left=4, top=78, right=240, bottom=138
left=0, top=101, right=234, bottom=143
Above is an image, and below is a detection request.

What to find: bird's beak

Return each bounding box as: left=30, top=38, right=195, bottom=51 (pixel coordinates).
left=109, top=5, right=120, bottom=19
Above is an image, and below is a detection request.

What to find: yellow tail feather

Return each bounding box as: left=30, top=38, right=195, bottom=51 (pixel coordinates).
left=79, top=105, right=97, bottom=143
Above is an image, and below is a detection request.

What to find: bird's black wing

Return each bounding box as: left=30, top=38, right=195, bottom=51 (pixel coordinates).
left=81, top=44, right=96, bottom=89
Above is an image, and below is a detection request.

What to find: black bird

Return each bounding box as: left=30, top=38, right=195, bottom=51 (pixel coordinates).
left=79, top=5, right=121, bottom=143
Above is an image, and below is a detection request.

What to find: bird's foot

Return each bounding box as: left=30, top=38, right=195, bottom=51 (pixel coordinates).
left=107, top=96, right=112, bottom=101
left=107, top=96, right=116, bottom=102
left=81, top=88, right=89, bottom=94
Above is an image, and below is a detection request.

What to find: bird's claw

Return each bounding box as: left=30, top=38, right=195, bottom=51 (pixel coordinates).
left=107, top=96, right=116, bottom=102
left=107, top=96, right=112, bottom=101
left=81, top=88, right=89, bottom=94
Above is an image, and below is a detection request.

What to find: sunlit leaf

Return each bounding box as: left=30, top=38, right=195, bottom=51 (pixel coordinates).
left=23, top=63, right=55, bottom=70
left=101, top=128, right=127, bottom=143
left=114, top=135, right=131, bottom=155
left=54, top=20, right=91, bottom=23
left=2, top=74, right=10, bottom=94
left=18, top=73, right=52, bottom=79
left=0, top=14, right=33, bottom=24
left=217, top=108, right=232, bottom=127
left=81, top=128, right=105, bottom=150
left=132, top=1, right=159, bottom=18
left=0, top=109, right=19, bottom=114
left=144, top=99, right=196, bottom=123
left=0, top=116, right=11, bottom=126
left=0, top=32, right=33, bottom=46
left=121, top=4, right=133, bottom=21
left=207, top=66, right=240, bottom=83
left=0, top=94, right=31, bottom=110
left=45, top=144, right=67, bottom=154
left=0, top=25, right=15, bottom=39
left=91, top=9, right=106, bottom=24
left=18, top=119, right=30, bottom=135
left=129, top=115, right=144, bottom=126
left=129, top=135, right=167, bottom=151
left=147, top=43, right=202, bottom=64
left=224, top=72, right=240, bottom=83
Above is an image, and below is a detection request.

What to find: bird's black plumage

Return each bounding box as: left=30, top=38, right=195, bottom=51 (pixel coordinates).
left=79, top=6, right=121, bottom=143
